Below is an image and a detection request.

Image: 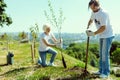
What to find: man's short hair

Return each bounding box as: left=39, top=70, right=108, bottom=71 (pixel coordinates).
left=88, top=0, right=100, bottom=8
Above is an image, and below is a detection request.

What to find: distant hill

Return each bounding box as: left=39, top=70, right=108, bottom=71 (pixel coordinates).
left=0, top=32, right=120, bottom=48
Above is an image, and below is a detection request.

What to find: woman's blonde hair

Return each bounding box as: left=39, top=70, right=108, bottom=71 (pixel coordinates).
left=43, top=23, right=51, bottom=32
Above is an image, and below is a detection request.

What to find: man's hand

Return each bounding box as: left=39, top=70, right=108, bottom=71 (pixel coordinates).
left=86, top=30, right=95, bottom=36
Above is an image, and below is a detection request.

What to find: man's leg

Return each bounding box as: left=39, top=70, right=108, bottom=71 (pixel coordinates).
left=103, top=37, right=114, bottom=75
left=99, top=38, right=103, bottom=74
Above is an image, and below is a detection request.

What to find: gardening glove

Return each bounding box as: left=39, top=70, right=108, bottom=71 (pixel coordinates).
left=56, top=43, right=61, bottom=48
left=55, top=38, right=63, bottom=48
left=58, top=38, right=63, bottom=43
left=56, top=41, right=63, bottom=48
left=86, top=30, right=95, bottom=36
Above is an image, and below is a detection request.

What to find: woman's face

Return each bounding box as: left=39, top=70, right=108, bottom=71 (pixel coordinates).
left=46, top=27, right=51, bottom=33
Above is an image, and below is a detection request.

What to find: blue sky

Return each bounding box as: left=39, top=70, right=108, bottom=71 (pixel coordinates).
left=1, top=0, right=120, bottom=33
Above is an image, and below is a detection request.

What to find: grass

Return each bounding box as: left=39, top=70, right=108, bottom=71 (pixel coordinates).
left=0, top=41, right=120, bottom=80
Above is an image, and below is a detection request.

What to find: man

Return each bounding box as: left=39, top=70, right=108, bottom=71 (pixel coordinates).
left=86, top=0, right=114, bottom=78
left=38, top=24, right=61, bottom=67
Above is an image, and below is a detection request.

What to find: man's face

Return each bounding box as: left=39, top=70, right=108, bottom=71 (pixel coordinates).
left=90, top=4, right=97, bottom=12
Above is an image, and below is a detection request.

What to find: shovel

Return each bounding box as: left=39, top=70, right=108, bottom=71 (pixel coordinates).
left=84, top=37, right=90, bottom=73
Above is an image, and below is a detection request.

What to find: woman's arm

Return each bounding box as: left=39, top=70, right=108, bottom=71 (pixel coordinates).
left=42, top=39, right=56, bottom=47
left=51, top=35, right=58, bottom=42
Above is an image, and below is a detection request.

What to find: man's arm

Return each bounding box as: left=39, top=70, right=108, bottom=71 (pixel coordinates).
left=87, top=19, right=93, bottom=29
left=94, top=25, right=105, bottom=35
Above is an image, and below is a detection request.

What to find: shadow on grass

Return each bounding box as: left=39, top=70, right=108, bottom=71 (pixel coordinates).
left=0, top=65, right=42, bottom=76
left=0, top=63, right=8, bottom=67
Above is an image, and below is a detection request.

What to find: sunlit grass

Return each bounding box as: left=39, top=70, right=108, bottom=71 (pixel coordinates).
left=0, top=41, right=85, bottom=79
left=0, top=41, right=119, bottom=80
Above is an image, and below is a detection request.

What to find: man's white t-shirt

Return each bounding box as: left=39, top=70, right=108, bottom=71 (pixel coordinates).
left=91, top=8, right=114, bottom=38
left=39, top=32, right=54, bottom=52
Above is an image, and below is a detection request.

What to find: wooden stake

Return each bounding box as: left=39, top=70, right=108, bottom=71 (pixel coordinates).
left=31, top=44, right=34, bottom=63
left=33, top=40, right=36, bottom=58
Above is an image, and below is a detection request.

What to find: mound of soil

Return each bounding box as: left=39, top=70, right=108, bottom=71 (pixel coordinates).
left=57, top=66, right=99, bottom=80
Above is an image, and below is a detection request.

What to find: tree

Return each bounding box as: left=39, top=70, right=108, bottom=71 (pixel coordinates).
left=29, top=23, right=39, bottom=62
left=29, top=23, right=39, bottom=41
left=110, top=41, right=120, bottom=56
left=0, top=32, right=8, bottom=40
left=44, top=0, right=65, bottom=38
left=18, top=31, right=28, bottom=40
left=0, top=0, right=12, bottom=27
left=0, top=33, right=13, bottom=52
left=0, top=33, right=12, bottom=41
left=18, top=31, right=28, bottom=43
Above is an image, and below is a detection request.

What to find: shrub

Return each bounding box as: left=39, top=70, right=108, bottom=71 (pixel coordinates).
left=65, top=43, right=98, bottom=65
left=110, top=41, right=120, bottom=56
left=112, top=48, right=120, bottom=64
left=89, top=44, right=99, bottom=58
left=90, top=59, right=96, bottom=67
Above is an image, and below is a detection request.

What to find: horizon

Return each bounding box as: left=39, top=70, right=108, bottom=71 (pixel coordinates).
left=0, top=0, right=120, bottom=34
left=1, top=32, right=120, bottom=35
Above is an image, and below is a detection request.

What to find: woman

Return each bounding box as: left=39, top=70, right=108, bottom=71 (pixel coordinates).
left=38, top=24, right=61, bottom=67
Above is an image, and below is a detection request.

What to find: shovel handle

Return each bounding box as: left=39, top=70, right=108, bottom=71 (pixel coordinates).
left=85, top=37, right=90, bottom=71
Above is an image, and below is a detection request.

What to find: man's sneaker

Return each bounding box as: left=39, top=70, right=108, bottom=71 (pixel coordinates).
left=99, top=74, right=108, bottom=78
left=48, top=63, right=56, bottom=67
left=93, top=71, right=101, bottom=75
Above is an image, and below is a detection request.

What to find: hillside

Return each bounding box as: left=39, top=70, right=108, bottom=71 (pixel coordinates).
left=0, top=41, right=119, bottom=80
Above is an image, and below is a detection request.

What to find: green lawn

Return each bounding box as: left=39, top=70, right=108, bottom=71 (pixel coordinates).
left=0, top=41, right=120, bottom=80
